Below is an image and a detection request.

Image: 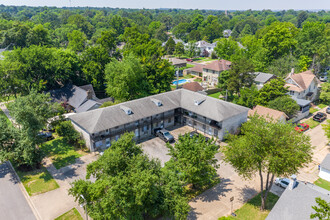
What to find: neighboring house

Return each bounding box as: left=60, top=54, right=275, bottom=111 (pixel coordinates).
left=195, top=40, right=217, bottom=57
left=48, top=84, right=104, bottom=113
left=285, top=70, right=320, bottom=101
left=69, top=89, right=249, bottom=151
left=290, top=97, right=311, bottom=122
left=202, top=59, right=231, bottom=86
left=267, top=176, right=330, bottom=220
left=254, top=72, right=277, bottom=90
left=167, top=58, right=187, bottom=77
left=162, top=38, right=185, bottom=47
left=182, top=82, right=204, bottom=92
left=185, top=64, right=205, bottom=78
left=248, top=105, right=288, bottom=123
left=319, top=154, right=330, bottom=182
left=223, top=29, right=232, bottom=38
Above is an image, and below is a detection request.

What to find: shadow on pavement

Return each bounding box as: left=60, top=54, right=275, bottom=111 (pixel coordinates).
left=238, top=185, right=258, bottom=203
left=0, top=162, right=18, bottom=184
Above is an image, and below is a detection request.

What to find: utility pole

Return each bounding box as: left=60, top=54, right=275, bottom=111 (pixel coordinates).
left=176, top=67, right=179, bottom=90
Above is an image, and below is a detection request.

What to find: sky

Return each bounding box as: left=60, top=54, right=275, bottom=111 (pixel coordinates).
left=1, top=0, right=329, bottom=10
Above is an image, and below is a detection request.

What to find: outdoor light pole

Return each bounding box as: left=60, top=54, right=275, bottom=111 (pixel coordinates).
left=176, top=67, right=179, bottom=90
left=80, top=195, right=88, bottom=220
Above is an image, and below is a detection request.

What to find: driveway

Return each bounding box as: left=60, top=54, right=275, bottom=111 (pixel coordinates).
left=0, top=162, right=36, bottom=220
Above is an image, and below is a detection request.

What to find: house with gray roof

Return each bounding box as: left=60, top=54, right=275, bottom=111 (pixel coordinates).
left=267, top=178, right=330, bottom=220
left=69, top=89, right=249, bottom=151
left=319, top=154, right=330, bottom=182
left=254, top=72, right=277, bottom=90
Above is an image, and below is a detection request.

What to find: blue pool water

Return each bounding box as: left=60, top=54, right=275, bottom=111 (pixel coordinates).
left=172, top=79, right=189, bottom=85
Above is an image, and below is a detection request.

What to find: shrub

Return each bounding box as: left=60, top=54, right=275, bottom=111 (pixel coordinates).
left=55, top=121, right=80, bottom=144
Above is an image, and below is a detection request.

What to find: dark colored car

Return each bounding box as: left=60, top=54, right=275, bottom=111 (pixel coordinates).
left=294, top=123, right=309, bottom=132
left=313, top=112, right=327, bottom=122
left=326, top=106, right=330, bottom=114
left=189, top=130, right=210, bottom=142
left=155, top=129, right=175, bottom=143
left=37, top=132, right=53, bottom=141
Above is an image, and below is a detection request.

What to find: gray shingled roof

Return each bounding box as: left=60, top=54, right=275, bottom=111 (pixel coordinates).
left=69, top=89, right=249, bottom=134
left=291, top=97, right=311, bottom=107
left=48, top=85, right=88, bottom=109
left=75, top=100, right=101, bottom=113
left=254, top=72, right=275, bottom=83
left=321, top=154, right=330, bottom=171
left=267, top=181, right=330, bottom=220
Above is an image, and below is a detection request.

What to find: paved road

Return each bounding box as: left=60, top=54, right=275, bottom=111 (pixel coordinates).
left=0, top=162, right=36, bottom=220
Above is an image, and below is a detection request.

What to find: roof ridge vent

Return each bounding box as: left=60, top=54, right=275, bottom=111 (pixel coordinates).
left=194, top=98, right=206, bottom=106
left=120, top=105, right=133, bottom=115
left=151, top=98, right=162, bottom=107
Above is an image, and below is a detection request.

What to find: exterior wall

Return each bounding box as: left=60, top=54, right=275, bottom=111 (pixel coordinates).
left=71, top=120, right=93, bottom=151
left=287, top=78, right=319, bottom=101
left=319, top=167, right=330, bottom=182
left=202, top=69, right=220, bottom=86
left=220, top=111, right=248, bottom=140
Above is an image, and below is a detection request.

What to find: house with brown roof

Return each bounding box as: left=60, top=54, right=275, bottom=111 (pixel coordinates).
left=248, top=105, right=288, bottom=123
left=285, top=70, right=320, bottom=101
left=202, top=59, right=231, bottom=86
left=182, top=82, right=204, bottom=92
left=185, top=64, right=205, bottom=77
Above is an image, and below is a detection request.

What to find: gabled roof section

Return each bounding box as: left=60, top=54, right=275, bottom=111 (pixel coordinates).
left=285, top=70, right=318, bottom=91
left=69, top=89, right=249, bottom=134
left=248, top=105, right=288, bottom=121
left=48, top=85, right=88, bottom=109
left=75, top=100, right=101, bottom=113
left=203, top=59, right=231, bottom=72
left=254, top=72, right=276, bottom=83
left=187, top=64, right=205, bottom=73
left=182, top=82, right=204, bottom=92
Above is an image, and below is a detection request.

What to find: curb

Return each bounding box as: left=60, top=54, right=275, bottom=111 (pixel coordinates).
left=6, top=161, right=42, bottom=220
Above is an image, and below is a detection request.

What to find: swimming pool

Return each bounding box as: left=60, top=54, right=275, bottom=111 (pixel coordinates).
left=172, top=79, right=189, bottom=85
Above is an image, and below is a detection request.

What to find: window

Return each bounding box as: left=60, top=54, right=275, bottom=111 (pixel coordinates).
left=115, top=135, right=120, bottom=141
left=208, top=127, right=213, bottom=135
left=105, top=129, right=109, bottom=135
left=168, top=118, right=171, bottom=123
left=135, top=129, right=139, bottom=137
left=106, top=138, right=111, bottom=147
left=95, top=141, right=103, bottom=148
left=289, top=91, right=294, bottom=95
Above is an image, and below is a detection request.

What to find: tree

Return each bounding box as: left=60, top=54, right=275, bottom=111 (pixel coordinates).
left=298, top=55, right=312, bottom=72
left=166, top=134, right=219, bottom=189
left=223, top=115, right=312, bottom=210
left=96, top=29, right=117, bottom=52
left=174, top=42, right=185, bottom=58
left=227, top=58, right=255, bottom=94
left=235, top=85, right=259, bottom=108
left=255, top=78, right=289, bottom=106
left=105, top=54, right=149, bottom=101
left=320, top=83, right=330, bottom=104
left=185, top=41, right=198, bottom=58
left=322, top=120, right=330, bottom=142
left=27, top=24, right=51, bottom=46
left=217, top=70, right=230, bottom=91
left=267, top=55, right=299, bottom=77
left=69, top=133, right=189, bottom=220
left=311, top=197, right=330, bottom=219
left=55, top=121, right=80, bottom=144
left=165, top=37, right=175, bottom=55
left=68, top=30, right=87, bottom=52
left=214, top=37, right=241, bottom=60
left=297, top=11, right=309, bottom=28
left=268, top=96, right=300, bottom=118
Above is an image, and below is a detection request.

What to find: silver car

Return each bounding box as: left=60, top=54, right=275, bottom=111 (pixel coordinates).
left=275, top=178, right=290, bottom=188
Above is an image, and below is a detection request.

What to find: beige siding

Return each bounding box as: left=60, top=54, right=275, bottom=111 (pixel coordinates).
left=71, top=120, right=93, bottom=151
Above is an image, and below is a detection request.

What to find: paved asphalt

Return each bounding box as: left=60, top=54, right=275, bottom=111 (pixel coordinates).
left=0, top=162, right=36, bottom=220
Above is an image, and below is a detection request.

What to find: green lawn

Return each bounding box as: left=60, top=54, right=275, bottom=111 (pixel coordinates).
left=219, top=192, right=279, bottom=220
left=304, top=118, right=320, bottom=129
left=208, top=92, right=221, bottom=99
left=309, top=107, right=318, bottom=114
left=314, top=178, right=330, bottom=191
left=318, top=104, right=328, bottom=109
left=16, top=167, right=59, bottom=196
left=194, top=78, right=202, bottom=82
left=0, top=109, right=12, bottom=126
left=41, top=137, right=85, bottom=169
left=187, top=63, right=195, bottom=68
left=55, top=208, right=83, bottom=220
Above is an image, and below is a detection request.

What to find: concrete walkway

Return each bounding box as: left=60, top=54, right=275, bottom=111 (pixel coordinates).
left=30, top=153, right=99, bottom=220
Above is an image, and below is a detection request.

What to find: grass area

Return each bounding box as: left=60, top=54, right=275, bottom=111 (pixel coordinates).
left=318, top=104, right=328, bottom=109
left=183, top=74, right=194, bottom=79
left=304, top=118, right=320, bottom=129
left=310, top=107, right=318, bottom=114
left=314, top=178, right=330, bottom=191
left=16, top=167, right=59, bottom=196
left=187, top=63, right=195, bottom=68
left=0, top=109, right=12, bottom=126
left=55, top=208, right=83, bottom=220
left=41, top=137, right=85, bottom=169
left=219, top=192, right=279, bottom=220
left=208, top=92, right=221, bottom=99
left=194, top=78, right=202, bottom=82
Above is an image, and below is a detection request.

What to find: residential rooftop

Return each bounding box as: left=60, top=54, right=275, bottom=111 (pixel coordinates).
left=254, top=72, right=276, bottom=83
left=285, top=70, right=320, bottom=92
left=248, top=105, right=288, bottom=121
left=69, top=89, right=249, bottom=134
left=203, top=59, right=231, bottom=72
left=321, top=154, right=330, bottom=171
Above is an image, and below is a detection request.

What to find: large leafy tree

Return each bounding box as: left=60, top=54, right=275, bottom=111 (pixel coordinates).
left=268, top=96, right=300, bottom=118
left=165, top=37, right=175, bottom=55
left=166, top=134, right=219, bottom=189
left=214, top=37, right=241, bottom=60
left=255, top=78, right=289, bottom=106
left=320, top=83, right=330, bottom=104
left=267, top=55, right=299, bottom=77
left=69, top=133, right=189, bottom=220
left=27, top=24, right=51, bottom=46
left=174, top=42, right=185, bottom=58
left=235, top=85, right=259, bottom=108
left=322, top=120, right=330, bottom=142
left=227, top=57, right=255, bottom=94
left=68, top=30, right=87, bottom=52
left=105, top=54, right=149, bottom=101
left=223, top=115, right=312, bottom=210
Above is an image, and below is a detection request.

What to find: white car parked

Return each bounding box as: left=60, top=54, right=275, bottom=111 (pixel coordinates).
left=274, top=178, right=290, bottom=188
